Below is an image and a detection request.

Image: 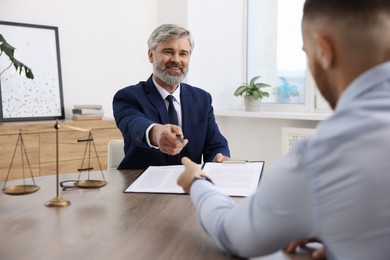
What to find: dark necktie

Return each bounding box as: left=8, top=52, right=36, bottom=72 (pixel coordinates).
left=165, top=95, right=180, bottom=165
left=166, top=95, right=178, bottom=125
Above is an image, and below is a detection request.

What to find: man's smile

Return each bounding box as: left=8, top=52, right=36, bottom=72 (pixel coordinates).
left=165, top=65, right=183, bottom=74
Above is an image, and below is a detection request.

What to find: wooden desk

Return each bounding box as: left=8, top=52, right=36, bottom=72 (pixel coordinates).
left=0, top=170, right=312, bottom=260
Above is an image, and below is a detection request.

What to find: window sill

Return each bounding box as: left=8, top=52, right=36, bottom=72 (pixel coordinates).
left=215, top=110, right=332, bottom=121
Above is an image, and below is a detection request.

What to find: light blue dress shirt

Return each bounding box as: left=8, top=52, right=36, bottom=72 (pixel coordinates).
left=190, top=61, right=390, bottom=260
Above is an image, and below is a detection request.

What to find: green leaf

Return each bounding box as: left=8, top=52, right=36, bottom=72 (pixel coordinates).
left=256, top=83, right=271, bottom=89
left=0, top=34, right=34, bottom=79
left=249, top=76, right=261, bottom=87
left=261, top=92, right=270, bottom=97
left=234, top=85, right=249, bottom=96
left=7, top=57, right=34, bottom=79
left=25, top=67, right=34, bottom=79
left=252, top=91, right=261, bottom=99
left=0, top=41, right=15, bottom=59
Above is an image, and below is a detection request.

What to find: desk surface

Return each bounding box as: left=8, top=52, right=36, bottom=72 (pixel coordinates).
left=0, top=170, right=312, bottom=260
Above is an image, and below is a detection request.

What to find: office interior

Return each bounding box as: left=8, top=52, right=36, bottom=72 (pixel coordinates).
left=0, top=0, right=330, bottom=169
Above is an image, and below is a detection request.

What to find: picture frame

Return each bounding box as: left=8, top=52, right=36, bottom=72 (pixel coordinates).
left=0, top=21, right=65, bottom=122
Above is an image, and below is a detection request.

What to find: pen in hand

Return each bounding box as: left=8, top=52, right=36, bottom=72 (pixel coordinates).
left=176, top=134, right=184, bottom=144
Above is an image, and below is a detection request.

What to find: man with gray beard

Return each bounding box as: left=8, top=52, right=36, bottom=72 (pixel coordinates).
left=113, top=24, right=230, bottom=169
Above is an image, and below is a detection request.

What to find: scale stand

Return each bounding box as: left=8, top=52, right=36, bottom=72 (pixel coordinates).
left=2, top=131, right=40, bottom=195
left=45, top=120, right=70, bottom=207
left=74, top=131, right=107, bottom=189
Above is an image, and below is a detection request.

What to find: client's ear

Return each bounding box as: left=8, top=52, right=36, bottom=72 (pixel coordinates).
left=315, top=34, right=335, bottom=69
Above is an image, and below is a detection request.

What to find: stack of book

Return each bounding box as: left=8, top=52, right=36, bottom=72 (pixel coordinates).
left=72, top=105, right=104, bottom=120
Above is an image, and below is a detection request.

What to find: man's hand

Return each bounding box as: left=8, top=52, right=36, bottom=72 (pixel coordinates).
left=150, top=124, right=188, bottom=155
left=177, top=157, right=206, bottom=193
left=284, top=238, right=326, bottom=259
left=212, top=153, right=230, bottom=163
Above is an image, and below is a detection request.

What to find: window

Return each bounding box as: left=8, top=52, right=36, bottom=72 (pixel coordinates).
left=247, top=0, right=330, bottom=113
left=276, top=0, right=305, bottom=105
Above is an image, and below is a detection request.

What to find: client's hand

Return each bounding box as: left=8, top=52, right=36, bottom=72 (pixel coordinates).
left=177, top=157, right=206, bottom=193
left=284, top=238, right=326, bottom=259
left=150, top=124, right=188, bottom=155
left=212, top=153, right=230, bottom=163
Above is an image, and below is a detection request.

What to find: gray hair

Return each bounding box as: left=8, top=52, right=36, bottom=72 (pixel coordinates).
left=147, top=24, right=194, bottom=53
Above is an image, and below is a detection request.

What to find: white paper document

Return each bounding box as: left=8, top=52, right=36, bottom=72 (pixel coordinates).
left=124, top=161, right=264, bottom=197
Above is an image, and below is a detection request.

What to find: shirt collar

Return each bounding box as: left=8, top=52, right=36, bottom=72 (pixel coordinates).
left=336, top=61, right=390, bottom=112
left=152, top=78, right=181, bottom=104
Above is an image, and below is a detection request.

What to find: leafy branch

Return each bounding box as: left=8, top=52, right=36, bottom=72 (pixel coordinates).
left=0, top=34, right=34, bottom=79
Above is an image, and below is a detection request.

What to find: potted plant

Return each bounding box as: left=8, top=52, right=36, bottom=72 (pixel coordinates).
left=234, top=75, right=271, bottom=111
left=0, top=34, right=34, bottom=79
left=273, top=77, right=299, bottom=103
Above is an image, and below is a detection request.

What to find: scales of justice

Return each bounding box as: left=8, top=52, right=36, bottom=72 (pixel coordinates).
left=2, top=119, right=107, bottom=207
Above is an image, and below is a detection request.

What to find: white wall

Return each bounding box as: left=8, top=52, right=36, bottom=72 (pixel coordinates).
left=0, top=0, right=157, bottom=119
left=187, top=0, right=246, bottom=110
left=157, top=0, right=245, bottom=110
left=217, top=116, right=319, bottom=167
left=157, top=0, right=188, bottom=26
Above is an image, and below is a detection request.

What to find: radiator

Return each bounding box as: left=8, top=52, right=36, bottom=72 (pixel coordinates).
left=281, top=127, right=316, bottom=155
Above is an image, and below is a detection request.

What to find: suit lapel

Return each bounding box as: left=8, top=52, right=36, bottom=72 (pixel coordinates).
left=144, top=76, right=169, bottom=124
left=180, top=84, right=192, bottom=136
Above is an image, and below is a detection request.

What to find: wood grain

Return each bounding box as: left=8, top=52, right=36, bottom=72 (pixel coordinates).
left=0, top=170, right=312, bottom=260
left=0, top=170, right=237, bottom=260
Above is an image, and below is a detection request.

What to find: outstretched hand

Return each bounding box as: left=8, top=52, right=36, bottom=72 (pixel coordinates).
left=177, top=157, right=205, bottom=193
left=150, top=124, right=188, bottom=155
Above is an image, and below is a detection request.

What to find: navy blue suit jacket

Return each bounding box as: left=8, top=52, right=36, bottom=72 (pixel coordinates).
left=113, top=75, right=230, bottom=169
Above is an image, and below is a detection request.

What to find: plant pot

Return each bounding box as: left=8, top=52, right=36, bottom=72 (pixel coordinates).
left=244, top=96, right=262, bottom=112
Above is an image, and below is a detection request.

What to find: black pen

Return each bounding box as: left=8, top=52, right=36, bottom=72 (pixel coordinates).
left=176, top=134, right=184, bottom=144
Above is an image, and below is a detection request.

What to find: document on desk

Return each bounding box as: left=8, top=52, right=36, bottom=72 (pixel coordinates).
left=124, top=161, right=264, bottom=197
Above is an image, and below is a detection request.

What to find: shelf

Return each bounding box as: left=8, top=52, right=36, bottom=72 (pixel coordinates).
left=215, top=110, right=332, bottom=121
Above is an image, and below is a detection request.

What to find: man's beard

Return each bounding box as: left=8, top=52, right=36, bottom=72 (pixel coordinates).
left=153, top=62, right=187, bottom=86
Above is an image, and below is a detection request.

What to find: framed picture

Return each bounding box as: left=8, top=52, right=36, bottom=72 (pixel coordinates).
left=0, top=21, right=65, bottom=122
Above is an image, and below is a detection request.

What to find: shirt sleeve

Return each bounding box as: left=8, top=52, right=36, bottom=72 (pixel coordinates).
left=145, top=123, right=159, bottom=149
left=189, top=151, right=317, bottom=258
